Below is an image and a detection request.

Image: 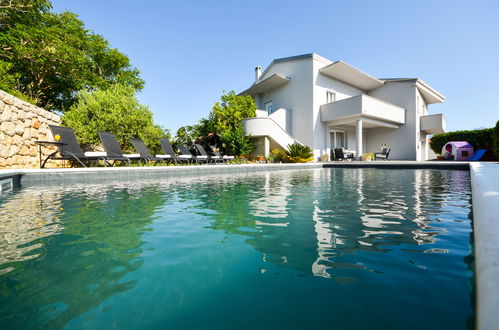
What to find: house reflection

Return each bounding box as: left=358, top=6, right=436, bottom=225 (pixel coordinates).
left=202, top=168, right=470, bottom=281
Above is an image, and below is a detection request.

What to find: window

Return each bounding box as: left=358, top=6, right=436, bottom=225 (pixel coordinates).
left=265, top=101, right=273, bottom=114
left=326, top=91, right=336, bottom=103
left=330, top=131, right=346, bottom=148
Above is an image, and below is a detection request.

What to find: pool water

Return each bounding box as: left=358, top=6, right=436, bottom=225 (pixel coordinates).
left=0, top=168, right=474, bottom=329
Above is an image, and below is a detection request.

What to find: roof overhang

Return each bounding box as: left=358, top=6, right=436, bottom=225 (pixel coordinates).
left=319, top=61, right=384, bottom=91
left=416, top=80, right=445, bottom=104
left=240, top=73, right=290, bottom=96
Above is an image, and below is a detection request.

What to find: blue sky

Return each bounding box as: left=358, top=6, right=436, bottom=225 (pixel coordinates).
left=52, top=0, right=499, bottom=134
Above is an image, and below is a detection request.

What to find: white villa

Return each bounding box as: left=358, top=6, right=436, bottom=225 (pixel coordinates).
left=240, top=53, right=446, bottom=161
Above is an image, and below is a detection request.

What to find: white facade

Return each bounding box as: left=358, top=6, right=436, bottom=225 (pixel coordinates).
left=241, top=54, right=446, bottom=161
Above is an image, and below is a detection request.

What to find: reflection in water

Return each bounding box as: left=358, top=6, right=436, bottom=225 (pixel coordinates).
left=0, top=192, right=64, bottom=274
left=0, top=169, right=473, bottom=329
left=0, top=184, right=167, bottom=329
left=197, top=169, right=472, bottom=282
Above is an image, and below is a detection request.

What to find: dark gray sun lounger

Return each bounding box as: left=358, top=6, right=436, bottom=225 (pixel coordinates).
left=194, top=144, right=220, bottom=164
left=158, top=138, right=185, bottom=164
left=177, top=145, right=200, bottom=164
left=210, top=148, right=235, bottom=163
left=130, top=138, right=165, bottom=165
left=44, top=125, right=108, bottom=168
left=97, top=131, right=134, bottom=166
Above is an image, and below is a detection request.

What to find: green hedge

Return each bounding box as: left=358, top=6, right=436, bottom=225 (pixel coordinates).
left=429, top=128, right=494, bottom=154
left=493, top=121, right=499, bottom=158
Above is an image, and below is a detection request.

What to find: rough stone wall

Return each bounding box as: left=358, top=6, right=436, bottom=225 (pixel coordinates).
left=0, top=90, right=61, bottom=169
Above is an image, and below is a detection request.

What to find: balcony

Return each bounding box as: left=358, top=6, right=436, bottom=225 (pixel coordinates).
left=320, top=94, right=405, bottom=128
left=420, top=114, right=446, bottom=134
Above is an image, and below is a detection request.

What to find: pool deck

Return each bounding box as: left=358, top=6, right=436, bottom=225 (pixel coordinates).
left=1, top=160, right=498, bottom=329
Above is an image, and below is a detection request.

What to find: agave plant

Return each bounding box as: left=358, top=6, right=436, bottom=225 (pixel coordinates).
left=284, top=144, right=314, bottom=163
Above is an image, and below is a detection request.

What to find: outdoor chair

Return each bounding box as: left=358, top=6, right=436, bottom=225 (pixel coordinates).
left=206, top=146, right=235, bottom=163
left=130, top=138, right=165, bottom=166
left=97, top=131, right=136, bottom=166
left=334, top=148, right=353, bottom=161
left=194, top=144, right=221, bottom=164
left=158, top=138, right=186, bottom=164
left=177, top=145, right=202, bottom=164
left=374, top=147, right=390, bottom=160
left=44, top=125, right=108, bottom=168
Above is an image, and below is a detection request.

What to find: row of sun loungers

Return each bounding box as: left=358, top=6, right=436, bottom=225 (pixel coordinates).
left=42, top=125, right=234, bottom=168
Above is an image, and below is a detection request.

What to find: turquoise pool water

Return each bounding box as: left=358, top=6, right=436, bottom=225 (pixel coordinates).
left=0, top=168, right=473, bottom=329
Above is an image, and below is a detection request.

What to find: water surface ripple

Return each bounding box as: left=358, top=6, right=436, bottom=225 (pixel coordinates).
left=0, top=168, right=473, bottom=329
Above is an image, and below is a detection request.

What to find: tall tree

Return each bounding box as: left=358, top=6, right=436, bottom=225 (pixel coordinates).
left=0, top=0, right=143, bottom=112
left=209, top=90, right=256, bottom=138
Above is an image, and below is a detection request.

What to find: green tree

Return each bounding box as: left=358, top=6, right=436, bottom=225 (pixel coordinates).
left=173, top=91, right=256, bottom=156
left=62, top=83, right=169, bottom=154
left=209, top=90, right=256, bottom=137
left=174, top=124, right=201, bottom=146
left=0, top=1, right=143, bottom=112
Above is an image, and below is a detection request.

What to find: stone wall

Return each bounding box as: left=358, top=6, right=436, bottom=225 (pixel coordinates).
left=0, top=90, right=61, bottom=169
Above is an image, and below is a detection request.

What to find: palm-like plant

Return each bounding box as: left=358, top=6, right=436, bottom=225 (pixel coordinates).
left=284, top=144, right=314, bottom=163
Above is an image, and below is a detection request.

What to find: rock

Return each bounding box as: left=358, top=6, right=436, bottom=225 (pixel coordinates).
left=3, top=94, right=14, bottom=105
left=22, top=128, right=31, bottom=139
left=1, top=105, right=13, bottom=122
left=16, top=110, right=26, bottom=120
left=3, top=135, right=12, bottom=149
left=1, top=122, right=16, bottom=136
left=32, top=120, right=41, bottom=129
left=12, top=134, right=23, bottom=145
left=19, top=145, right=30, bottom=156
left=8, top=145, right=19, bottom=157
left=15, top=122, right=24, bottom=135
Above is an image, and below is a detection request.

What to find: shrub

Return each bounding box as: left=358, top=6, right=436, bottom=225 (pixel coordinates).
left=282, top=144, right=314, bottom=163
left=493, top=121, right=499, bottom=158
left=430, top=128, right=494, bottom=153
left=62, top=83, right=170, bottom=154
left=221, top=124, right=253, bottom=157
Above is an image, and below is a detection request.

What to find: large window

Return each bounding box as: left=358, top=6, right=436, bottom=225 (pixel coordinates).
left=330, top=131, right=346, bottom=148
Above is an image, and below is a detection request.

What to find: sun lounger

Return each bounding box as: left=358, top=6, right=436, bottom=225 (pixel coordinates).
left=205, top=145, right=234, bottom=163
left=130, top=138, right=165, bottom=165
left=97, top=131, right=136, bottom=166
left=158, top=138, right=187, bottom=164
left=177, top=145, right=203, bottom=164
left=194, top=144, right=221, bottom=164
left=44, top=125, right=110, bottom=168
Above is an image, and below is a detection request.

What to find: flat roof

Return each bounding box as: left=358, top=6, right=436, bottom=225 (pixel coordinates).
left=320, top=61, right=385, bottom=91
left=239, top=73, right=290, bottom=96
left=381, top=78, right=445, bottom=104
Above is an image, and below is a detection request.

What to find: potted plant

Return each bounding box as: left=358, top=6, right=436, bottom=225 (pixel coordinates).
left=361, top=152, right=375, bottom=161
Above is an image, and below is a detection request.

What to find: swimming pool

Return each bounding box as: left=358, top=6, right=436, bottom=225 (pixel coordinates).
left=0, top=168, right=474, bottom=329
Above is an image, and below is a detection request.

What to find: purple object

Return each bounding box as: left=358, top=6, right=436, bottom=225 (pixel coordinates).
left=441, top=141, right=474, bottom=161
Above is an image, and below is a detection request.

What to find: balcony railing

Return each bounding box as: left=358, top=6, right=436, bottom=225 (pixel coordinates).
left=420, top=114, right=446, bottom=134
left=320, top=94, right=405, bottom=125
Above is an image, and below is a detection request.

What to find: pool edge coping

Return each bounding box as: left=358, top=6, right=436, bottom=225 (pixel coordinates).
left=469, top=163, right=499, bottom=330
